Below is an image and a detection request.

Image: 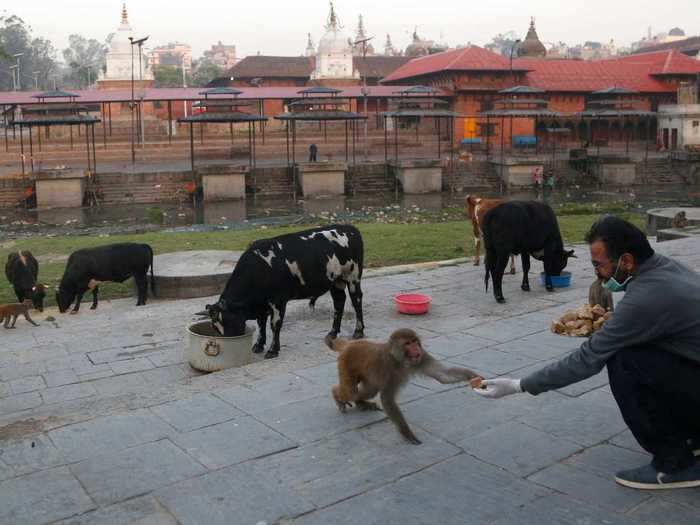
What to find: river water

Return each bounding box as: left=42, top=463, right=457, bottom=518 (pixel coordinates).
left=1, top=185, right=698, bottom=240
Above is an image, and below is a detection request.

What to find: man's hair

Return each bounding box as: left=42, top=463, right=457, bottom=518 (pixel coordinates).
left=585, top=215, right=654, bottom=263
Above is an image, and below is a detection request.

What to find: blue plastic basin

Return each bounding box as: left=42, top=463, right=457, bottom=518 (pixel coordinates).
left=539, top=271, right=572, bottom=288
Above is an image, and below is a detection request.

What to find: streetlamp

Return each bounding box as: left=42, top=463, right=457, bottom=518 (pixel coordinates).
left=354, top=36, right=373, bottom=160
left=509, top=39, right=521, bottom=80
left=13, top=53, right=23, bottom=91
left=128, top=35, right=149, bottom=165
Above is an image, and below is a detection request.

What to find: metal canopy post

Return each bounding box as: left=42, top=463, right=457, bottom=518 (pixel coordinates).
left=19, top=124, right=25, bottom=175
left=189, top=122, right=195, bottom=172
left=285, top=122, right=290, bottom=166
left=167, top=101, right=173, bottom=144
left=85, top=123, right=91, bottom=173
left=345, top=120, right=349, bottom=162
left=91, top=124, right=98, bottom=173
left=101, top=103, right=107, bottom=148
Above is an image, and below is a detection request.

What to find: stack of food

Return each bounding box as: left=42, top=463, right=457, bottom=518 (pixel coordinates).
left=551, top=304, right=612, bottom=337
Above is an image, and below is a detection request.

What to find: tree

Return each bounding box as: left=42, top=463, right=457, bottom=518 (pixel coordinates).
left=0, top=14, right=58, bottom=91
left=484, top=31, right=520, bottom=57
left=62, top=34, right=107, bottom=88
left=153, top=64, right=189, bottom=88
left=190, top=58, right=222, bottom=87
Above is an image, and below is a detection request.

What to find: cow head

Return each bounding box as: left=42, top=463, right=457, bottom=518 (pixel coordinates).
left=55, top=285, right=75, bottom=313
left=550, top=249, right=576, bottom=276
left=30, top=284, right=47, bottom=312
left=205, top=299, right=246, bottom=337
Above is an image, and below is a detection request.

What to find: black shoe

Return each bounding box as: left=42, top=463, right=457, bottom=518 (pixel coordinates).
left=615, top=460, right=700, bottom=490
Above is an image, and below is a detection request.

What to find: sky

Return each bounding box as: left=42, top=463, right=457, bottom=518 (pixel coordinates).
left=6, top=0, right=699, bottom=60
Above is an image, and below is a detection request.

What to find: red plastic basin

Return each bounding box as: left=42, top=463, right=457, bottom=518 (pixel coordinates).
left=394, top=293, right=432, bottom=315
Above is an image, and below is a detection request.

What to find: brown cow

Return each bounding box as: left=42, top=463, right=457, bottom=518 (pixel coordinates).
left=465, top=195, right=515, bottom=274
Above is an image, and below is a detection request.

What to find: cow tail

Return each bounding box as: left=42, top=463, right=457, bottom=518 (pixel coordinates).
left=147, top=245, right=156, bottom=295
left=482, top=211, right=494, bottom=294
left=324, top=333, right=347, bottom=353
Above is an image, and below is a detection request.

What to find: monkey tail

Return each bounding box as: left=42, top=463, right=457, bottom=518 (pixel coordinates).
left=324, top=333, right=347, bottom=353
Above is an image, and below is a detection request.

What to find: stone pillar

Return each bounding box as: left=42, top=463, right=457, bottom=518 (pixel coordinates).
left=35, top=169, right=86, bottom=208
left=198, top=165, right=247, bottom=201
left=490, top=159, right=543, bottom=188
left=298, top=161, right=347, bottom=197
left=390, top=160, right=442, bottom=194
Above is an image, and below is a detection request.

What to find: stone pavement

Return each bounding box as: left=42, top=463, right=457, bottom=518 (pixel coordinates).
left=1, top=238, right=699, bottom=525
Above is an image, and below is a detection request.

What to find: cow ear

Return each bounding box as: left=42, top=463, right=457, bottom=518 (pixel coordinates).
left=567, top=249, right=577, bottom=258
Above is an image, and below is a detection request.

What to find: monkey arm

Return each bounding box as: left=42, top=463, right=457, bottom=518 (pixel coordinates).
left=420, top=355, right=479, bottom=384
left=380, top=389, right=421, bottom=445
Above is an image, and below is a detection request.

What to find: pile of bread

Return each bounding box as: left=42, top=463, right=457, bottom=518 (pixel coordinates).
left=551, top=304, right=612, bottom=337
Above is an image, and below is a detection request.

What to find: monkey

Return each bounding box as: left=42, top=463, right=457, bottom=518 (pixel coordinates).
left=672, top=211, right=689, bottom=229
left=325, top=328, right=480, bottom=445
left=588, top=277, right=614, bottom=312
left=0, top=300, right=39, bottom=329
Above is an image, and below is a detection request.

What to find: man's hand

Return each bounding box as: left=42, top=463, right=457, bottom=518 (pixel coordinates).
left=474, top=378, right=523, bottom=399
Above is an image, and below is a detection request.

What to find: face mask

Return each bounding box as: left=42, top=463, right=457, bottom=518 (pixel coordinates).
left=602, top=258, right=633, bottom=292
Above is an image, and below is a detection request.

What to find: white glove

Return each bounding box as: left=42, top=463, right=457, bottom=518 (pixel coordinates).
left=474, top=378, right=523, bottom=399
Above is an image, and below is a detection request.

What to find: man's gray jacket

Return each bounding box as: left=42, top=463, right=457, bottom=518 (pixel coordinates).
left=521, top=253, right=700, bottom=395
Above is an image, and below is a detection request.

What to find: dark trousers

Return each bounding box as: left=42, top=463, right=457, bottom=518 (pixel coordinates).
left=309, top=151, right=317, bottom=162
left=607, top=348, right=700, bottom=472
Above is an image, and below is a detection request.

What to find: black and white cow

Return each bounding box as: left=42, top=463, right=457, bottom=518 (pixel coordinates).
left=5, top=251, right=46, bottom=311
left=482, top=201, right=575, bottom=303
left=56, top=243, right=154, bottom=313
left=205, top=224, right=365, bottom=359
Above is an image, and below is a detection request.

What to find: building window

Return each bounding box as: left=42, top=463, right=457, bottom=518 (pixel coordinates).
left=693, top=121, right=699, bottom=128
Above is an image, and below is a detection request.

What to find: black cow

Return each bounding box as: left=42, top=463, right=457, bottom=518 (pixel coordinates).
left=5, top=251, right=46, bottom=311
left=482, top=201, right=575, bottom=303
left=205, top=224, right=365, bottom=359
left=56, top=243, right=154, bottom=314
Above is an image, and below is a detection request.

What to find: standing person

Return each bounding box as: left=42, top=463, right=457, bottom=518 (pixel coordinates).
left=476, top=216, right=700, bottom=490
left=309, top=143, right=318, bottom=162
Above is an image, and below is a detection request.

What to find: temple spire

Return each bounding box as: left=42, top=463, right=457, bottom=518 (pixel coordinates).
left=326, top=2, right=341, bottom=30
left=121, top=3, right=128, bottom=24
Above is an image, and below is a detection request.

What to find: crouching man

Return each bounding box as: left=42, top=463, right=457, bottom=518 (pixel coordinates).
left=477, top=216, right=700, bottom=490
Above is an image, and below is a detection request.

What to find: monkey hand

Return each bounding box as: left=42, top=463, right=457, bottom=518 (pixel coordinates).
left=473, top=378, right=522, bottom=399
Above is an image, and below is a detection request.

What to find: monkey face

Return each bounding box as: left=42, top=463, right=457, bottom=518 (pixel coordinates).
left=390, top=329, right=424, bottom=366
left=403, top=337, right=424, bottom=365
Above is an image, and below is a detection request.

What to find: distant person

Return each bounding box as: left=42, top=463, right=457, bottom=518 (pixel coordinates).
left=476, top=216, right=700, bottom=490
left=309, top=143, right=318, bottom=162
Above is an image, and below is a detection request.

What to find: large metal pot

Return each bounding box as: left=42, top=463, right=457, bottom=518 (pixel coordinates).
left=186, top=321, right=255, bottom=372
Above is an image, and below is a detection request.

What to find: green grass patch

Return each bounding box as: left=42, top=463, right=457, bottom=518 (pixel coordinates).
left=0, top=212, right=644, bottom=307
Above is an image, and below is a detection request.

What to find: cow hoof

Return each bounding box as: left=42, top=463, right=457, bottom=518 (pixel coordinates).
left=521, top=283, right=530, bottom=292
left=351, top=330, right=365, bottom=340
left=252, top=344, right=265, bottom=354
left=473, top=260, right=480, bottom=266
left=509, top=268, right=516, bottom=275
left=70, top=310, right=79, bottom=315
left=264, top=351, right=279, bottom=359
left=326, top=331, right=338, bottom=341
left=496, top=297, right=506, bottom=304
left=546, top=285, right=554, bottom=292
left=90, top=305, right=97, bottom=310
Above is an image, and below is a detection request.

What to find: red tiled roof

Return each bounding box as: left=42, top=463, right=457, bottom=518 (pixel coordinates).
left=383, top=47, right=700, bottom=94
left=382, top=46, right=528, bottom=83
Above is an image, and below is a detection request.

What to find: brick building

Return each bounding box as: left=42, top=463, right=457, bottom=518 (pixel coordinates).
left=381, top=46, right=700, bottom=146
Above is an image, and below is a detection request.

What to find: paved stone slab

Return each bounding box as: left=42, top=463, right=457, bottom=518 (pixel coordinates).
left=10, top=375, right=46, bottom=394
left=40, top=382, right=97, bottom=405
left=517, top=394, right=628, bottom=447
left=292, top=454, right=551, bottom=525
left=56, top=495, right=178, bottom=525
left=71, top=439, right=206, bottom=505
left=172, top=416, right=296, bottom=469
left=0, top=381, right=10, bottom=398
left=456, top=420, right=582, bottom=477
left=0, top=466, right=94, bottom=524
left=421, top=332, right=495, bottom=358
left=150, top=393, right=244, bottom=432
left=43, top=369, right=80, bottom=388
left=214, top=373, right=327, bottom=414
left=109, top=357, right=156, bottom=375
left=489, top=493, right=640, bottom=525
left=156, top=460, right=314, bottom=525
left=250, top=422, right=460, bottom=507
left=0, top=391, right=42, bottom=416
left=48, top=409, right=175, bottom=463
left=628, top=497, right=700, bottom=525
left=448, top=348, right=541, bottom=376
left=527, top=463, right=650, bottom=512
left=562, top=444, right=650, bottom=480
left=252, top=395, right=387, bottom=445
left=0, top=433, right=65, bottom=475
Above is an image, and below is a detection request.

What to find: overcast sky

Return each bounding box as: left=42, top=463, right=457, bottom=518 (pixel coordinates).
left=7, top=1, right=699, bottom=59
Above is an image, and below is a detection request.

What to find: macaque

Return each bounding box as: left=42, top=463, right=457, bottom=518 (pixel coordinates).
left=325, top=328, right=479, bottom=445
left=672, top=211, right=689, bottom=229
left=588, top=278, right=614, bottom=312
left=0, top=300, right=39, bottom=329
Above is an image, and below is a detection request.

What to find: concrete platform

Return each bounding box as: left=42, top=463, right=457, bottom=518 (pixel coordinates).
left=151, top=250, right=241, bottom=299
left=646, top=207, right=700, bottom=235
